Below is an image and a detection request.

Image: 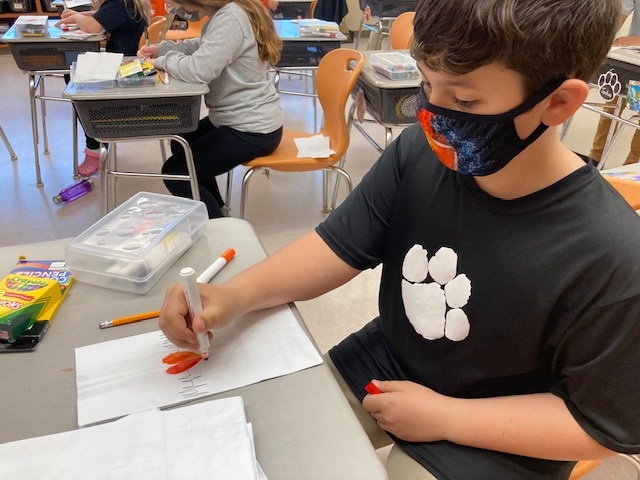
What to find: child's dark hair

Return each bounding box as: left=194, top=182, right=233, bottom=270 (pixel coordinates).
left=411, top=0, right=620, bottom=95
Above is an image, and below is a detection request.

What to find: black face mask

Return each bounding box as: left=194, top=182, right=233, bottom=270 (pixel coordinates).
left=416, top=78, right=566, bottom=176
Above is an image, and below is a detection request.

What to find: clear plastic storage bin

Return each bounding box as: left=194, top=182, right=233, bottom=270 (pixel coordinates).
left=370, top=52, right=420, bottom=81
left=65, top=192, right=208, bottom=293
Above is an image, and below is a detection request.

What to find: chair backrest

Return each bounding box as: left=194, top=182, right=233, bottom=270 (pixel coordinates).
left=389, top=11, right=415, bottom=49
left=164, top=16, right=208, bottom=41
left=605, top=176, right=640, bottom=210
left=138, top=16, right=167, bottom=49
left=316, top=48, right=365, bottom=161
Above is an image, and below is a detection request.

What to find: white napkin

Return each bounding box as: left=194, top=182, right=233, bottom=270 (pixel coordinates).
left=294, top=134, right=335, bottom=158
left=72, top=51, right=122, bottom=83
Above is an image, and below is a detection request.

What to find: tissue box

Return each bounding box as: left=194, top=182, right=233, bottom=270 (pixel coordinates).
left=370, top=52, right=420, bottom=81
left=65, top=192, right=208, bottom=294
left=0, top=274, right=62, bottom=343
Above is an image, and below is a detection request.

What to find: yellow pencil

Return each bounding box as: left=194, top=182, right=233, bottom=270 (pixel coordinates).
left=99, top=310, right=160, bottom=329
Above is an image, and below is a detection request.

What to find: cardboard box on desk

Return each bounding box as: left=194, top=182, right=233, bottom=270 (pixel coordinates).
left=0, top=274, right=62, bottom=343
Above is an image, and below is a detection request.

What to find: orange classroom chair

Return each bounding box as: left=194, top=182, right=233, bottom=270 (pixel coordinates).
left=237, top=48, right=365, bottom=219
left=389, top=11, right=415, bottom=50
left=164, top=16, right=208, bottom=41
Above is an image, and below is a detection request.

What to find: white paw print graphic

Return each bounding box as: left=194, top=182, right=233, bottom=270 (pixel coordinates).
left=401, top=244, right=471, bottom=341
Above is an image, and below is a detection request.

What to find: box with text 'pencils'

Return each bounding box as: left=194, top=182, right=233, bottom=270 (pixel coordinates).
left=0, top=274, right=62, bottom=343
left=65, top=192, right=208, bottom=294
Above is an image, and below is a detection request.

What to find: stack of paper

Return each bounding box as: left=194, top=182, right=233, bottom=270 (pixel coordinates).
left=71, top=51, right=122, bottom=84
left=0, top=397, right=267, bottom=480
left=295, top=19, right=340, bottom=38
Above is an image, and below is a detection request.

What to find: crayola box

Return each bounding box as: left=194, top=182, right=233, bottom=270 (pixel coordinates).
left=0, top=273, right=62, bottom=343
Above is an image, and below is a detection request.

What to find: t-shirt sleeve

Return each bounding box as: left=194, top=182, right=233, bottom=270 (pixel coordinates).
left=315, top=124, right=425, bottom=270
left=93, top=0, right=132, bottom=33
left=550, top=294, right=640, bottom=453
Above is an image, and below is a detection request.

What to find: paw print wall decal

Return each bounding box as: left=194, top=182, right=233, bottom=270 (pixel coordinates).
left=597, top=69, right=621, bottom=102
left=401, top=244, right=472, bottom=341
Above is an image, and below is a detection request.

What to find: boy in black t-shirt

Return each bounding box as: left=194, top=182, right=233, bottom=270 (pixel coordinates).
left=158, top=0, right=640, bottom=478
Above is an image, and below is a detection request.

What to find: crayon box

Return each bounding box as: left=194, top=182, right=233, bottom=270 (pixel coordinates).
left=0, top=273, right=62, bottom=343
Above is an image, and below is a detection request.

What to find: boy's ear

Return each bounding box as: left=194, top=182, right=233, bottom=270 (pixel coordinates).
left=541, top=79, right=589, bottom=126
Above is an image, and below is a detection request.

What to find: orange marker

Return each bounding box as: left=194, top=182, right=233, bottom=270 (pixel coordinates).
left=196, top=248, right=235, bottom=283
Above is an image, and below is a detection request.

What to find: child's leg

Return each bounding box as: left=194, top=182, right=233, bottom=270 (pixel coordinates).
left=625, top=128, right=640, bottom=165
left=589, top=99, right=618, bottom=162
left=323, top=354, right=437, bottom=479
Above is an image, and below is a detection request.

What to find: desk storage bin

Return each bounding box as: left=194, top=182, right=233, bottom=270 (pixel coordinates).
left=116, top=71, right=159, bottom=88
left=278, top=40, right=342, bottom=68
left=65, top=192, right=208, bottom=294
left=354, top=76, right=419, bottom=124
left=73, top=94, right=200, bottom=138
left=8, top=41, right=100, bottom=71
left=370, top=52, right=419, bottom=81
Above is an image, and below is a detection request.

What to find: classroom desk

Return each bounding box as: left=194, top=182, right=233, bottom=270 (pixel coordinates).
left=63, top=75, right=209, bottom=214
left=353, top=50, right=420, bottom=153
left=576, top=48, right=640, bottom=170
left=1, top=20, right=103, bottom=186
left=274, top=19, right=348, bottom=69
left=0, top=217, right=388, bottom=480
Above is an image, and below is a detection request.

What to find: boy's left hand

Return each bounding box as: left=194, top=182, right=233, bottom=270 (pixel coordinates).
left=362, top=380, right=449, bottom=442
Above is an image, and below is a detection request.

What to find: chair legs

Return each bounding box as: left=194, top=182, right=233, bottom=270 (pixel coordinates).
left=240, top=166, right=353, bottom=219
left=0, top=125, right=18, bottom=161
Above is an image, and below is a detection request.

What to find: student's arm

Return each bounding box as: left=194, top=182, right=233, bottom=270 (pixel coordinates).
left=363, top=381, right=616, bottom=461
left=159, top=231, right=361, bottom=349
left=56, top=12, right=104, bottom=33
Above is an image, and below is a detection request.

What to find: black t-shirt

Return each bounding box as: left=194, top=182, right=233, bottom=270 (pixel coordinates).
left=93, top=0, right=146, bottom=55
left=317, top=123, right=640, bottom=479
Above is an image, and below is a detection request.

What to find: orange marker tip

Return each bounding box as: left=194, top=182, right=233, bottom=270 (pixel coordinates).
left=222, top=248, right=235, bottom=261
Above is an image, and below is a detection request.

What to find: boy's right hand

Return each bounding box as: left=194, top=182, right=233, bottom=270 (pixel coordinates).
left=159, top=282, right=239, bottom=350
left=137, top=45, right=159, bottom=59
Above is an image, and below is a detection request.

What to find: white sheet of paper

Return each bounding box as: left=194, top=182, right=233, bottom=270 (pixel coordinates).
left=0, top=397, right=260, bottom=480
left=73, top=51, right=122, bottom=83
left=76, top=305, right=322, bottom=427
left=294, top=134, right=335, bottom=158
left=0, top=408, right=166, bottom=480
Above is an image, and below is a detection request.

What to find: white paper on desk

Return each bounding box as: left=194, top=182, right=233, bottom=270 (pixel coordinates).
left=72, top=51, right=121, bottom=83
left=76, top=304, right=322, bottom=427
left=294, top=134, right=335, bottom=158
left=60, top=30, right=105, bottom=40
left=0, top=397, right=261, bottom=480
left=165, top=398, right=259, bottom=480
left=0, top=408, right=166, bottom=480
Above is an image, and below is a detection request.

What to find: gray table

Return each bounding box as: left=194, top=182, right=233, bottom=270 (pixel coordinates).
left=0, top=217, right=387, bottom=480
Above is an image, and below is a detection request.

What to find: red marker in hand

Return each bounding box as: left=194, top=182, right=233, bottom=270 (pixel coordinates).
left=365, top=381, right=382, bottom=395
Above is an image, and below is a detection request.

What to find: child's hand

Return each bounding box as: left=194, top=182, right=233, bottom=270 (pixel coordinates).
left=362, top=380, right=449, bottom=442
left=613, top=35, right=640, bottom=47
left=55, top=15, right=77, bottom=27
left=159, top=282, right=238, bottom=350
left=60, top=8, right=76, bottom=19
left=137, top=45, right=159, bottom=59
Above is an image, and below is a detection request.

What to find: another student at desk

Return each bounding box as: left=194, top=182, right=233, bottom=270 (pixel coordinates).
left=57, top=0, right=152, bottom=177
left=138, top=0, right=283, bottom=218
left=159, top=0, right=640, bottom=478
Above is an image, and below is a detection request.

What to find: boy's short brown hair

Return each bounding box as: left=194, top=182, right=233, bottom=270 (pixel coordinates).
left=411, top=0, right=620, bottom=95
